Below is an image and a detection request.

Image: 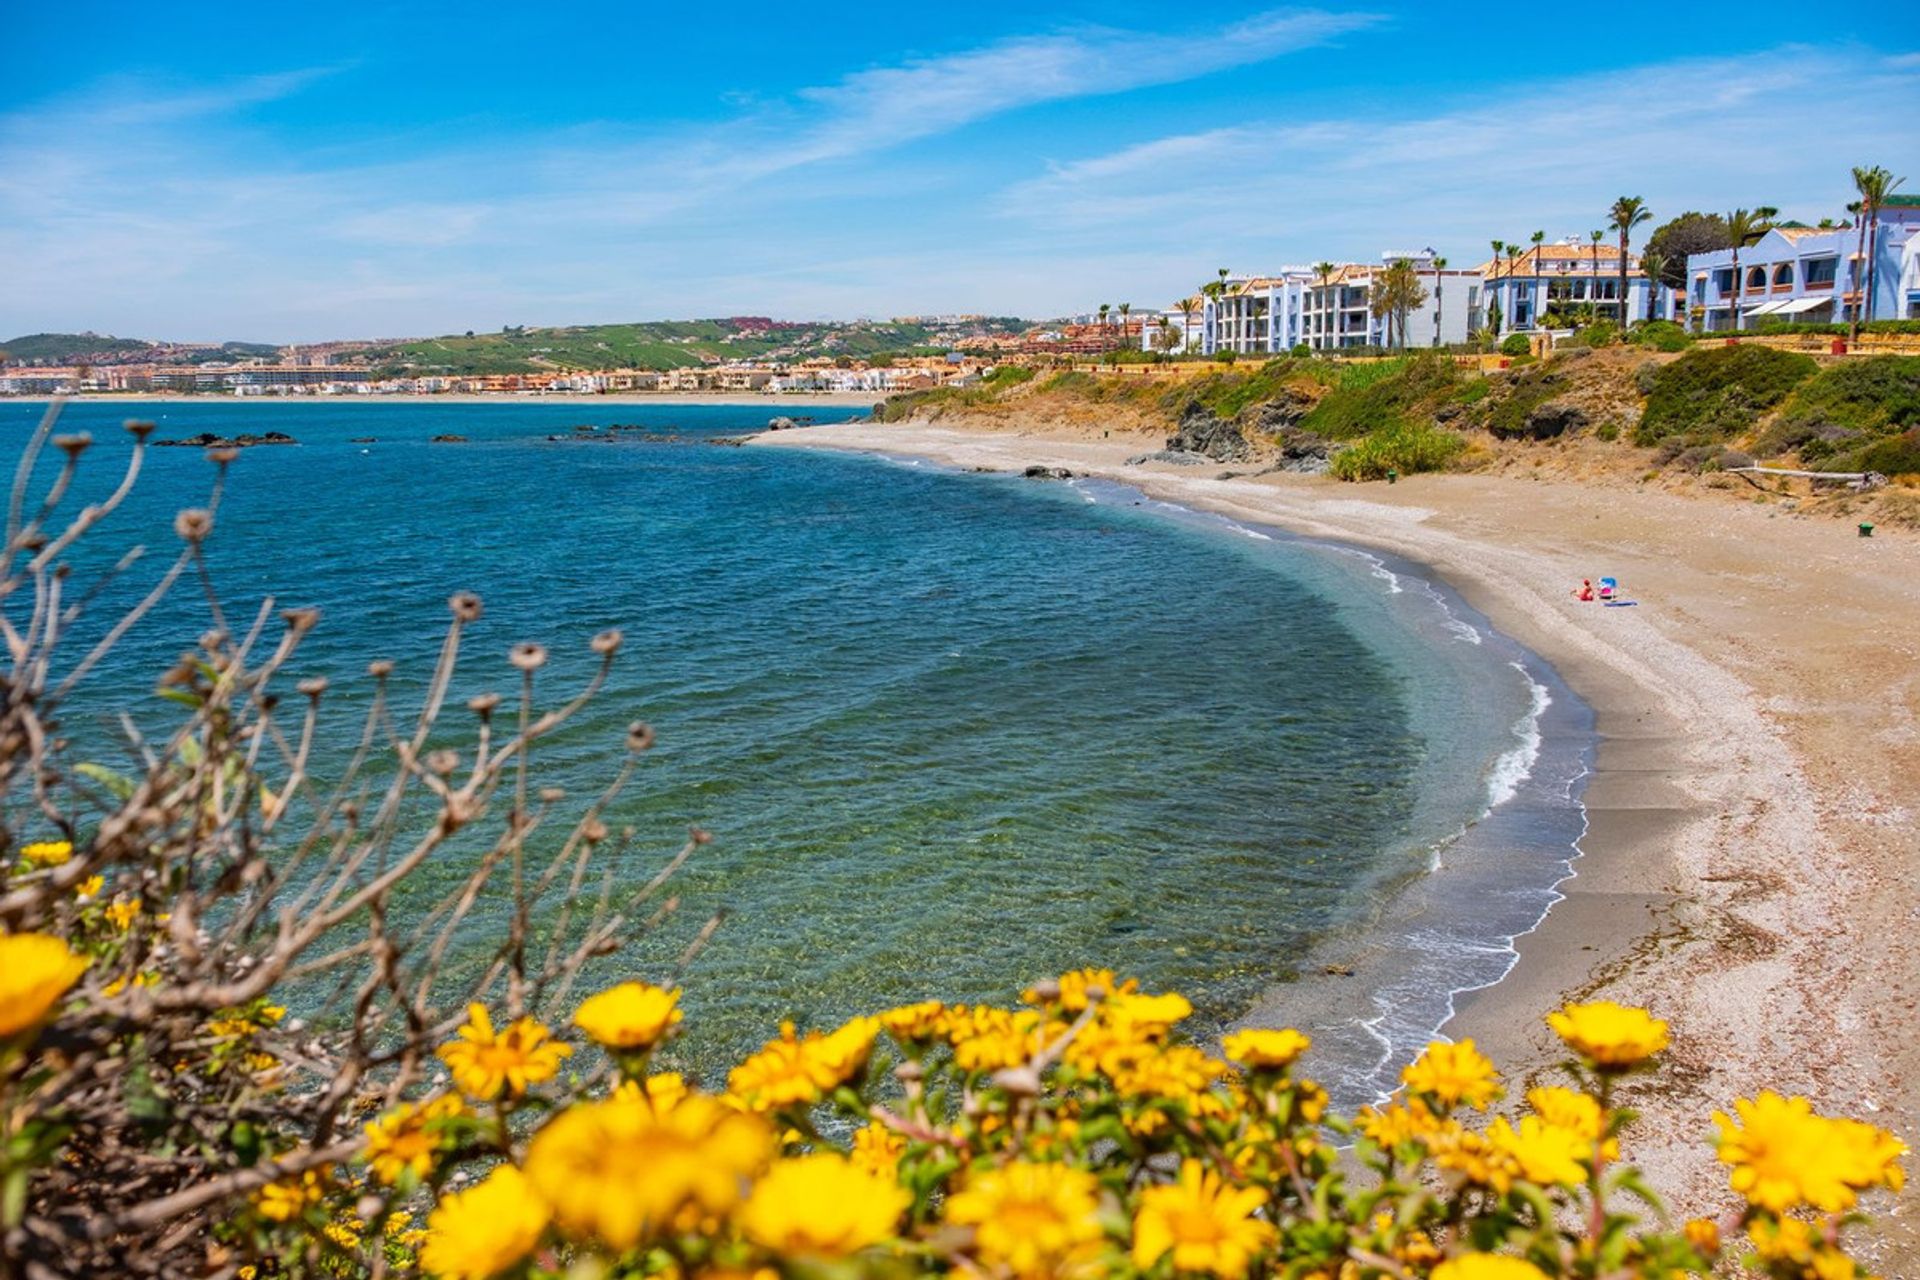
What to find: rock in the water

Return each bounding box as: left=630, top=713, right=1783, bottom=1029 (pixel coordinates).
left=430, top=434, right=468, bottom=443
left=765, top=416, right=813, bottom=431
left=152, top=431, right=298, bottom=448
left=1125, top=450, right=1213, bottom=467
left=349, top=436, right=377, bottom=443
left=1165, top=401, right=1252, bottom=462
left=1023, top=465, right=1074, bottom=480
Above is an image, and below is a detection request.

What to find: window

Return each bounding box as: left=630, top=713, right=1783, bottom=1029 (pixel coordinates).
left=1713, top=269, right=1735, bottom=296
left=1804, top=257, right=1838, bottom=287
left=1746, top=266, right=1767, bottom=290
left=1771, top=264, right=1794, bottom=288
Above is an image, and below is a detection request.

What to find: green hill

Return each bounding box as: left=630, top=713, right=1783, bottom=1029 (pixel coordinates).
left=0, top=333, right=157, bottom=364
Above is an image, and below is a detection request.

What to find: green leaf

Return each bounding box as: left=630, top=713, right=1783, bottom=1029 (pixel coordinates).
left=76, top=761, right=139, bottom=800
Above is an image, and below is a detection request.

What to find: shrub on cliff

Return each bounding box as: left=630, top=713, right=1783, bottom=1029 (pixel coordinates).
left=1773, top=357, right=1920, bottom=441
left=1330, top=420, right=1467, bottom=480
left=1631, top=321, right=1693, bottom=352
left=1300, top=355, right=1458, bottom=441
left=1852, top=427, right=1920, bottom=476
left=1635, top=345, right=1818, bottom=445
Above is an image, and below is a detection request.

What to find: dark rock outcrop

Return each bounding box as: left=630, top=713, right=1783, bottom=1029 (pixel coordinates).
left=1519, top=401, right=1588, bottom=440
left=1251, top=385, right=1318, bottom=431
left=152, top=431, right=298, bottom=449
left=1165, top=401, right=1252, bottom=462
left=430, top=434, right=467, bottom=443
left=1023, top=465, right=1074, bottom=480
left=1270, top=426, right=1332, bottom=474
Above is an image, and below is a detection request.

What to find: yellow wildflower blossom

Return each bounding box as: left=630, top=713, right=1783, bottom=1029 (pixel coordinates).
left=740, top=1153, right=909, bottom=1257
left=728, top=1017, right=880, bottom=1110
left=1714, top=1091, right=1905, bottom=1212
left=363, top=1094, right=469, bottom=1185
left=1402, top=1039, right=1501, bottom=1109
left=1107, top=990, right=1193, bottom=1031
left=1221, top=1028, right=1311, bottom=1071
left=1356, top=1099, right=1440, bottom=1149
left=948, top=1006, right=1042, bottom=1074
left=1130, top=1160, right=1274, bottom=1279
left=878, top=999, right=947, bottom=1042
left=850, top=1122, right=907, bottom=1176
left=1682, top=1218, right=1721, bottom=1256
left=105, top=897, right=141, bottom=931
left=612, top=1071, right=690, bottom=1111
left=437, top=1004, right=570, bottom=1100
left=1546, top=1001, right=1669, bottom=1068
left=323, top=1221, right=361, bottom=1250
left=75, top=874, right=104, bottom=900
left=1487, top=1115, right=1588, bottom=1186
left=255, top=1168, right=328, bottom=1223
left=1028, top=967, right=1139, bottom=1012
left=1525, top=1085, right=1616, bottom=1158
left=419, top=1164, right=549, bottom=1280
left=1431, top=1256, right=1550, bottom=1280
left=0, top=933, right=90, bottom=1038
left=1111, top=1044, right=1228, bottom=1102
left=525, top=1092, right=768, bottom=1250
left=101, top=971, right=159, bottom=998
left=20, top=840, right=72, bottom=867
left=946, top=1160, right=1106, bottom=1279
left=572, top=980, right=683, bottom=1051
left=1423, top=1122, right=1517, bottom=1193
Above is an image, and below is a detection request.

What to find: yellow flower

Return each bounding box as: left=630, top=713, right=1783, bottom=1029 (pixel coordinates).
left=850, top=1122, right=907, bottom=1176
left=1221, top=1028, right=1311, bottom=1071
left=1402, top=1039, right=1501, bottom=1109
left=0, top=933, right=90, bottom=1038
left=524, top=1092, right=768, bottom=1250
left=946, top=1160, right=1106, bottom=1279
left=1682, top=1217, right=1721, bottom=1257
left=1423, top=1123, right=1516, bottom=1193
left=75, top=874, right=104, bottom=900
left=1431, top=1255, right=1550, bottom=1280
left=1106, top=990, right=1193, bottom=1031
left=1486, top=1115, right=1588, bottom=1186
left=437, top=1004, right=570, bottom=1100
left=878, top=999, right=947, bottom=1042
left=1546, top=1001, right=1669, bottom=1068
left=20, top=840, right=72, bottom=867
left=105, top=897, right=141, bottom=931
left=255, top=1168, right=328, bottom=1223
left=1111, top=1044, right=1227, bottom=1102
left=728, top=1017, right=880, bottom=1110
left=363, top=1094, right=469, bottom=1185
left=740, top=1153, right=909, bottom=1257
left=1714, top=1092, right=1905, bottom=1212
left=572, top=980, right=683, bottom=1051
left=419, top=1164, right=549, bottom=1280
left=1130, top=1160, right=1275, bottom=1279
left=1356, top=1100, right=1441, bottom=1149
left=323, top=1220, right=361, bottom=1250
left=612, top=1071, right=690, bottom=1111
left=946, top=1005, right=1042, bottom=1074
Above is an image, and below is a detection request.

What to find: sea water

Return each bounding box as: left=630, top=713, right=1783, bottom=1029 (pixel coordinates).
left=6, top=400, right=1589, bottom=1103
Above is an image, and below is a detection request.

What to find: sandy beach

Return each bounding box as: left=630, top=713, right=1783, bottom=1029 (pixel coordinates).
left=753, top=418, right=1920, bottom=1259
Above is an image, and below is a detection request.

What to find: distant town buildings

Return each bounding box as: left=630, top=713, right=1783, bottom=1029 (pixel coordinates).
left=1155, top=252, right=1480, bottom=356
left=1478, top=239, right=1648, bottom=334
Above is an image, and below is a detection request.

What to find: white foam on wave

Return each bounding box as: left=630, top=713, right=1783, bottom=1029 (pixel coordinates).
left=1485, top=662, right=1550, bottom=811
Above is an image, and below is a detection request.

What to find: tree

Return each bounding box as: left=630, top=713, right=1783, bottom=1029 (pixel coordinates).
left=1313, top=262, right=1337, bottom=348
left=1118, top=302, right=1132, bottom=355
left=1154, top=317, right=1181, bottom=357
left=1641, top=212, right=1732, bottom=289
left=1639, top=251, right=1669, bottom=322
left=1851, top=165, right=1905, bottom=335
left=1369, top=258, right=1429, bottom=350
left=1199, top=280, right=1226, bottom=356
left=1431, top=256, right=1448, bottom=346
left=1176, top=295, right=1197, bottom=356
left=1488, top=241, right=1505, bottom=335
left=1723, top=208, right=1775, bottom=332
left=1610, top=197, right=1651, bottom=326
left=1097, top=303, right=1110, bottom=355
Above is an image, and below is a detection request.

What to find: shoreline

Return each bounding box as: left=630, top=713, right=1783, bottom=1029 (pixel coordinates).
left=751, top=419, right=1920, bottom=1250
left=7, top=392, right=885, bottom=409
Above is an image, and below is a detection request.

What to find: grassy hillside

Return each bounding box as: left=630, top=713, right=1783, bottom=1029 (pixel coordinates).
left=1, top=333, right=157, bottom=364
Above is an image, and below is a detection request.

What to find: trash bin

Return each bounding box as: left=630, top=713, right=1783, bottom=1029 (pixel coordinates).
left=1387, top=469, right=1398, bottom=485
left=1859, top=523, right=1875, bottom=538
left=1831, top=338, right=1848, bottom=356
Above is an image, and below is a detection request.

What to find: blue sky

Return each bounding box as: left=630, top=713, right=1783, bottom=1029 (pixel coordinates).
left=2, top=2, right=1916, bottom=342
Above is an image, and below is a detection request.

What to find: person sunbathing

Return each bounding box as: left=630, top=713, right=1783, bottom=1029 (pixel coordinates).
left=1572, top=579, right=1594, bottom=602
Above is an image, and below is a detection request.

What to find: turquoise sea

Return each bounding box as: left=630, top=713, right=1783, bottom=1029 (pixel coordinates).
left=10, top=399, right=1589, bottom=1104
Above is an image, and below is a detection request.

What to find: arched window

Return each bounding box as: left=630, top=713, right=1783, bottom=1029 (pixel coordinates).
left=1771, top=264, right=1794, bottom=289
left=1746, top=266, right=1768, bottom=290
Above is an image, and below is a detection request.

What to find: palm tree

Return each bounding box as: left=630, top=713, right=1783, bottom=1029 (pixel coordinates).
left=1200, top=280, right=1227, bottom=357
left=1526, top=231, right=1545, bottom=329
left=1639, top=251, right=1669, bottom=322
left=1118, top=302, right=1131, bottom=356
left=1723, top=208, right=1774, bottom=333
left=1431, top=256, right=1448, bottom=346
left=1609, top=197, right=1650, bottom=327
left=1313, top=261, right=1337, bottom=348
left=1846, top=197, right=1867, bottom=331
left=1851, top=166, right=1905, bottom=334
left=1488, top=241, right=1505, bottom=334
left=1097, top=303, right=1110, bottom=356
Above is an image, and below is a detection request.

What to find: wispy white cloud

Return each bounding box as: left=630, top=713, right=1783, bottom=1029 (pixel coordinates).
left=999, top=45, right=1920, bottom=287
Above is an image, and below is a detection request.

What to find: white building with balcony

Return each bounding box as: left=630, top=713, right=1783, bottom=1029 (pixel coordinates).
left=1168, top=253, right=1480, bottom=356
left=1687, top=197, right=1920, bottom=331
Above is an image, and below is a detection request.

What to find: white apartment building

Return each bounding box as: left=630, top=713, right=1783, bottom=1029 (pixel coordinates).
left=1161, top=252, right=1481, bottom=356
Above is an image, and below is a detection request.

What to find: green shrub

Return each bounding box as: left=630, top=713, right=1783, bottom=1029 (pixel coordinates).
left=1331, top=421, right=1466, bottom=480
left=1595, top=422, right=1621, bottom=442
left=1631, top=321, right=1692, bottom=352
left=1850, top=428, right=1920, bottom=476
left=1572, top=321, right=1619, bottom=348
left=1500, top=333, right=1531, bottom=357
left=1484, top=365, right=1568, bottom=439
left=1453, top=379, right=1491, bottom=405
left=1299, top=356, right=1458, bottom=441
left=1635, top=345, right=1818, bottom=445
left=1291, top=343, right=1312, bottom=357
left=1774, top=356, right=1920, bottom=438
left=984, top=364, right=1036, bottom=388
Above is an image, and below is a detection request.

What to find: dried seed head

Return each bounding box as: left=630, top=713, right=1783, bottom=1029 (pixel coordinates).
left=689, top=826, right=713, bottom=846
left=466, top=692, right=501, bottom=716
left=581, top=817, right=609, bottom=843
left=1084, top=984, right=1109, bottom=1004
left=448, top=592, right=483, bottom=622
left=355, top=1195, right=383, bottom=1222
left=508, top=641, right=547, bottom=672
left=1029, top=979, right=1062, bottom=1004
left=257, top=695, right=278, bottom=715
left=124, top=419, right=156, bottom=441
left=894, top=1059, right=925, bottom=1084
left=19, top=532, right=46, bottom=552
left=367, top=659, right=394, bottom=679
left=626, top=722, right=656, bottom=753
left=590, top=628, right=624, bottom=656
left=425, top=749, right=458, bottom=776
left=53, top=433, right=92, bottom=459
left=296, top=677, right=328, bottom=698
left=539, top=786, right=565, bottom=803
left=173, top=508, right=214, bottom=543
left=207, top=447, right=239, bottom=466
left=280, top=607, right=321, bottom=636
